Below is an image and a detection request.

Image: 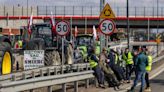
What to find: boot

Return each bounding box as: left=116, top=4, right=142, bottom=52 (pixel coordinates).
left=145, top=87, right=151, bottom=91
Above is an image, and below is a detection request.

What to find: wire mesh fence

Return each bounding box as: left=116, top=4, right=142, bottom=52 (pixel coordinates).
left=0, top=6, right=164, bottom=17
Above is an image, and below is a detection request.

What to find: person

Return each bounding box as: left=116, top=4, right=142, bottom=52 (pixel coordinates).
left=99, top=48, right=120, bottom=90
left=129, top=48, right=148, bottom=92
left=88, top=48, right=105, bottom=88
left=132, top=50, right=139, bottom=77
left=145, top=49, right=153, bottom=91
left=108, top=49, right=125, bottom=83
left=122, top=48, right=134, bottom=83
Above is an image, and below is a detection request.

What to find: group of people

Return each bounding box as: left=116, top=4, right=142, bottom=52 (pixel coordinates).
left=88, top=46, right=152, bottom=92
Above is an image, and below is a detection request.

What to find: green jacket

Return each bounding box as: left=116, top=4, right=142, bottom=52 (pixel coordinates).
left=136, top=52, right=148, bottom=71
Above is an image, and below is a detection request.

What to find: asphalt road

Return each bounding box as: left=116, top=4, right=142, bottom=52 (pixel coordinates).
left=150, top=71, right=164, bottom=92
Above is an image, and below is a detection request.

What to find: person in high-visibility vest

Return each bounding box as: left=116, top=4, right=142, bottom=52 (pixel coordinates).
left=88, top=48, right=105, bottom=88
left=145, top=49, right=153, bottom=92
left=122, top=48, right=134, bottom=83
left=18, top=40, right=23, bottom=48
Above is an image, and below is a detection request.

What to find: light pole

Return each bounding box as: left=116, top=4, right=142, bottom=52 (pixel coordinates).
left=157, top=0, right=159, bottom=57
left=127, top=0, right=130, bottom=49
left=27, top=0, right=29, bottom=23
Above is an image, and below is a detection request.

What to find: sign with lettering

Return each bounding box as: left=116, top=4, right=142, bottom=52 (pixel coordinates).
left=24, top=50, right=44, bottom=70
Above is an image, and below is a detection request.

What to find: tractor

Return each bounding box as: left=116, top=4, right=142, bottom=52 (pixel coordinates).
left=0, top=30, right=14, bottom=75
left=22, top=23, right=61, bottom=66
left=75, top=34, right=100, bottom=62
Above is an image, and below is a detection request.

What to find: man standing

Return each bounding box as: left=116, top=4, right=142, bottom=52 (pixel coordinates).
left=145, top=49, right=153, bottom=91
left=129, top=48, right=148, bottom=92
left=122, top=48, right=134, bottom=83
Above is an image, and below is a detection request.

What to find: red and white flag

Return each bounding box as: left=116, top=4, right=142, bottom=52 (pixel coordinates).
left=27, top=13, right=33, bottom=34
left=50, top=12, right=55, bottom=26
left=75, top=26, right=78, bottom=37
left=50, top=12, right=56, bottom=32
left=93, top=25, right=97, bottom=40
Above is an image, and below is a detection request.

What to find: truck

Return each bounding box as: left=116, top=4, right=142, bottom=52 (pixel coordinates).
left=76, top=34, right=100, bottom=62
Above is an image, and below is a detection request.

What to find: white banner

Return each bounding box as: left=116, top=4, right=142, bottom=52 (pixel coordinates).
left=24, top=50, right=44, bottom=70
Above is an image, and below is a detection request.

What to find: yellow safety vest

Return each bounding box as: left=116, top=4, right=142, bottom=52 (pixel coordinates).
left=89, top=55, right=98, bottom=68
left=146, top=55, right=153, bottom=71
left=115, top=54, right=118, bottom=64
left=18, top=40, right=23, bottom=48
left=123, top=52, right=133, bottom=65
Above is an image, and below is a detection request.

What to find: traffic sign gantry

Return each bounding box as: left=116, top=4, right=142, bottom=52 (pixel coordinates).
left=99, top=19, right=115, bottom=35
left=55, top=20, right=70, bottom=36
left=99, top=3, right=116, bottom=19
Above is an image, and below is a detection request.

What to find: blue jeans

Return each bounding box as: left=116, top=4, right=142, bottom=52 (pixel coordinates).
left=131, top=71, right=146, bottom=92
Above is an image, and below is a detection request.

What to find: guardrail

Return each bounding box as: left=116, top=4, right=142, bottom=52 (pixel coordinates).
left=0, top=63, right=93, bottom=92
left=0, top=63, right=91, bottom=82
left=0, top=71, right=94, bottom=92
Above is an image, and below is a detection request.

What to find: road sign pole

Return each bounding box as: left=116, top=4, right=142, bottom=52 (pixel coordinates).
left=100, top=0, right=105, bottom=52
left=62, top=36, right=64, bottom=66
left=147, top=18, right=150, bottom=41
left=127, top=0, right=130, bottom=49
left=70, top=17, right=72, bottom=41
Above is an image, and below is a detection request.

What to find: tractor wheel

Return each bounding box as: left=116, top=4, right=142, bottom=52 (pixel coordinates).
left=45, top=50, right=61, bottom=66
left=0, top=42, right=13, bottom=75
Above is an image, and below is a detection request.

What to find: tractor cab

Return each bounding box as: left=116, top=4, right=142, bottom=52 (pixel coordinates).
left=75, top=34, right=100, bottom=61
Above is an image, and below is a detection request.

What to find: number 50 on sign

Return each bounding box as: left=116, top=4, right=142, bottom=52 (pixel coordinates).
left=99, top=19, right=115, bottom=35
left=55, top=20, right=70, bottom=36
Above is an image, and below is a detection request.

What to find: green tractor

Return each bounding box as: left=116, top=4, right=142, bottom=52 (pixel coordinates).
left=76, top=34, right=100, bottom=62
left=0, top=34, right=13, bottom=75
left=22, top=23, right=61, bottom=66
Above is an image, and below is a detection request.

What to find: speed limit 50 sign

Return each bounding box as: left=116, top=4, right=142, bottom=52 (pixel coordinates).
left=55, top=20, right=70, bottom=36
left=99, top=19, right=115, bottom=35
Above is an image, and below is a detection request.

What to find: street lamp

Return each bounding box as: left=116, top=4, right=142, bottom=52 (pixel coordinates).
left=157, top=0, right=159, bottom=57
left=127, top=0, right=130, bottom=49
left=27, top=0, right=29, bottom=23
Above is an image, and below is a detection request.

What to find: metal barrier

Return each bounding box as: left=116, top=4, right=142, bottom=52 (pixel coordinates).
left=0, top=63, right=91, bottom=82
left=0, top=71, right=94, bottom=92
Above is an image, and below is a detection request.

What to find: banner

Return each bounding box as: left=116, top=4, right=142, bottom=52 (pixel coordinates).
left=24, top=50, right=44, bottom=70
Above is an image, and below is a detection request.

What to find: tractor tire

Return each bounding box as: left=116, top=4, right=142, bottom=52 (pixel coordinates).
left=0, top=42, right=13, bottom=75
left=26, top=40, right=61, bottom=66
left=45, top=50, right=61, bottom=66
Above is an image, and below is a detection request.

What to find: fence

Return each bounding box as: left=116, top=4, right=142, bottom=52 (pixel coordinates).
left=0, top=6, right=164, bottom=17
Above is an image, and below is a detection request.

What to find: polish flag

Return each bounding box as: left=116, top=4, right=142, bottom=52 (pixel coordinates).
left=50, top=12, right=55, bottom=32
left=27, top=13, right=33, bottom=34
left=75, top=26, right=78, bottom=37
left=93, top=25, right=97, bottom=40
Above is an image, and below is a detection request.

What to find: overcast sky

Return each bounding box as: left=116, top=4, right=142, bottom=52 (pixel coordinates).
left=0, top=0, right=164, bottom=7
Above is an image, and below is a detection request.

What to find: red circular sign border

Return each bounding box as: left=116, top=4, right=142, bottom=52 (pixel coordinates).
left=99, top=18, right=116, bottom=36
left=55, top=20, right=70, bottom=36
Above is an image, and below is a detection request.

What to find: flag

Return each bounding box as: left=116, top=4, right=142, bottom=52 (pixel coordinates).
left=93, top=25, right=97, bottom=40
left=50, top=12, right=55, bottom=32
left=27, top=13, right=33, bottom=34
left=74, top=26, right=78, bottom=37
